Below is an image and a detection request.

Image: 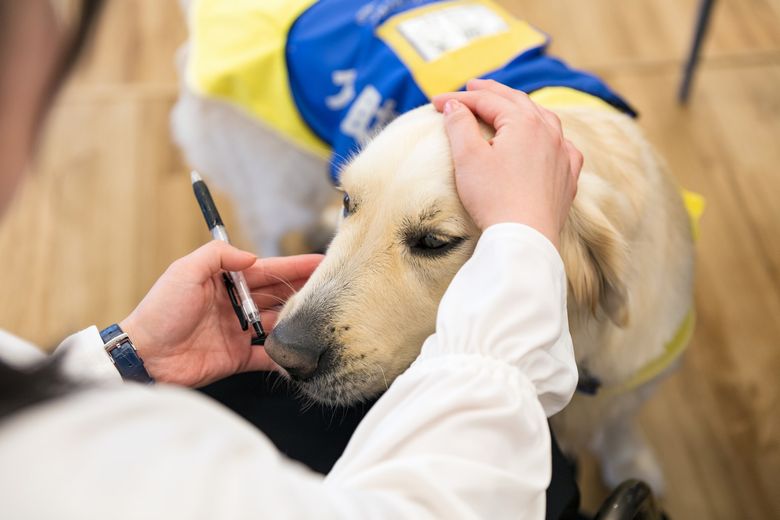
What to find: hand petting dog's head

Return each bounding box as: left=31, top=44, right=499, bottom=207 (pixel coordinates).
left=265, top=105, right=631, bottom=405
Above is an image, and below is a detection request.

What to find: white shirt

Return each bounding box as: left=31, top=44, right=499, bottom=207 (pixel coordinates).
left=0, top=224, right=577, bottom=519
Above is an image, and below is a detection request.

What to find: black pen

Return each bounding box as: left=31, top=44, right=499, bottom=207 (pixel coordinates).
left=191, top=171, right=265, bottom=341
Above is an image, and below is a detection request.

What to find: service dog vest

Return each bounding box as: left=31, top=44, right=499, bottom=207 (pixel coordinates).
left=187, top=0, right=636, bottom=182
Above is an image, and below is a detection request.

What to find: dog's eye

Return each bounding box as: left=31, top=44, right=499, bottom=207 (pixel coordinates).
left=420, top=235, right=448, bottom=249
left=342, top=192, right=351, bottom=217
left=409, top=233, right=463, bottom=257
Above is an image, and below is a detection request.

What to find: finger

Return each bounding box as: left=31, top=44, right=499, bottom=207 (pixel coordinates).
left=434, top=90, right=533, bottom=129
left=434, top=90, right=513, bottom=126
left=241, top=346, right=279, bottom=373
left=565, top=139, right=584, bottom=182
left=466, top=79, right=561, bottom=133
left=259, top=306, right=283, bottom=330
left=431, top=92, right=455, bottom=111
left=538, top=106, right=563, bottom=134
left=441, top=99, right=490, bottom=166
left=243, top=254, right=324, bottom=288
left=565, top=139, right=584, bottom=197
left=466, top=78, right=532, bottom=106
left=176, top=241, right=257, bottom=284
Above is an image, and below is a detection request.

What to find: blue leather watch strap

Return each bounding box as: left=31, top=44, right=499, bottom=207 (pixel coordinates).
left=100, top=324, right=155, bottom=384
left=99, top=323, right=124, bottom=344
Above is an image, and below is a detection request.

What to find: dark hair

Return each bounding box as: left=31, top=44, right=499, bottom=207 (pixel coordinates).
left=0, top=356, right=80, bottom=420
left=0, top=0, right=105, bottom=422
left=49, top=0, right=106, bottom=98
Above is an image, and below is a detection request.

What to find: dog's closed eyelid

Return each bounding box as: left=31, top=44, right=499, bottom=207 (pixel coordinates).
left=404, top=232, right=466, bottom=257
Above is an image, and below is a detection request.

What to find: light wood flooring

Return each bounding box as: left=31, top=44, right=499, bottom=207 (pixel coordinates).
left=0, top=1, right=777, bottom=517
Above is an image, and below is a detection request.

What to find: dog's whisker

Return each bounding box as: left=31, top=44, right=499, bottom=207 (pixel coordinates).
left=269, top=373, right=284, bottom=393
left=264, top=273, right=297, bottom=293
left=377, top=364, right=389, bottom=391
left=300, top=395, right=318, bottom=413
left=252, top=292, right=288, bottom=305
left=327, top=406, right=339, bottom=428
left=337, top=407, right=345, bottom=426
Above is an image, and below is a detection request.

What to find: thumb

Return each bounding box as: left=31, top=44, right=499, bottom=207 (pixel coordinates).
left=242, top=346, right=279, bottom=373
left=184, top=240, right=257, bottom=283
left=442, top=99, right=489, bottom=168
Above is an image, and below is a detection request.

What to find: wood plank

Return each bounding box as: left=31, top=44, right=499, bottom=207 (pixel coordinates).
left=70, top=0, right=186, bottom=86
left=502, top=0, right=780, bottom=69
left=602, top=64, right=780, bottom=519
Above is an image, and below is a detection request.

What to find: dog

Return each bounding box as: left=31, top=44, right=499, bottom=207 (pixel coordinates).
left=264, top=103, right=696, bottom=492
left=172, top=0, right=699, bottom=492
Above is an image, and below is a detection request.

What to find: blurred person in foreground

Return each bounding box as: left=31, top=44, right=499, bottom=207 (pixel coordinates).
left=0, top=1, right=582, bottom=518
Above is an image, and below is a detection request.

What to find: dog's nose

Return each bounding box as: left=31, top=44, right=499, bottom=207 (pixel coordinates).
left=265, top=318, right=328, bottom=381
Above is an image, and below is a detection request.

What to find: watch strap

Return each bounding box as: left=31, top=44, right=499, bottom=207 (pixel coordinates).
left=100, top=324, right=155, bottom=384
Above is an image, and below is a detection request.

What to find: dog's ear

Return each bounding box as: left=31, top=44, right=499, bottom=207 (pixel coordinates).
left=560, top=175, right=630, bottom=327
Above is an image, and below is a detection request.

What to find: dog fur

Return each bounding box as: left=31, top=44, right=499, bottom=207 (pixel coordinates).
left=264, top=104, right=695, bottom=492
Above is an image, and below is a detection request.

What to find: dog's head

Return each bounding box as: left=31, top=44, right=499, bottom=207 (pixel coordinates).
left=265, top=105, right=630, bottom=405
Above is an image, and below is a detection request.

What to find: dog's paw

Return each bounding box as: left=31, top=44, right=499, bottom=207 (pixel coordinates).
left=601, top=442, right=665, bottom=496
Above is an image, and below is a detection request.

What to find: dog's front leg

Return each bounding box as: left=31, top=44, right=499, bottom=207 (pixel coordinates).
left=588, top=387, right=665, bottom=495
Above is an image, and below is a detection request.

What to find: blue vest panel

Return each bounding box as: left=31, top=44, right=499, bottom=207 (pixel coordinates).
left=285, top=0, right=636, bottom=182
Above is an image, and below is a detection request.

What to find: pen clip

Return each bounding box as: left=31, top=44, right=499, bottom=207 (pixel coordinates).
left=222, top=273, right=249, bottom=332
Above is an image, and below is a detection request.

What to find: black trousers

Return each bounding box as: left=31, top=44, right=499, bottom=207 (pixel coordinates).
left=200, top=372, right=580, bottom=520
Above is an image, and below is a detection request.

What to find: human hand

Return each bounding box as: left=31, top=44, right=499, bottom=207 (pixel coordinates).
left=432, top=79, right=583, bottom=249
left=119, top=241, right=322, bottom=387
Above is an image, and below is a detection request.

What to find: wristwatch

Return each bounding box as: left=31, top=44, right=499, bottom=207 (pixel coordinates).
left=100, top=324, right=155, bottom=384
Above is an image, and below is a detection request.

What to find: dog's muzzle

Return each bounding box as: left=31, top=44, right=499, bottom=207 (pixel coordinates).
left=265, top=309, right=330, bottom=381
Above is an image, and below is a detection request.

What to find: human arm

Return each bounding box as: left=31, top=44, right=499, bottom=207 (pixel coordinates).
left=323, top=223, right=577, bottom=518
left=1, top=225, right=575, bottom=520
left=47, top=245, right=323, bottom=386
left=4, top=81, right=581, bottom=519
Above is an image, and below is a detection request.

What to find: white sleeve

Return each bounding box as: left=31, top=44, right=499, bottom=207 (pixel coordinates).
left=0, top=326, right=121, bottom=384
left=0, top=224, right=576, bottom=520
left=325, top=223, right=577, bottom=519
left=54, top=326, right=123, bottom=383
left=0, top=329, right=46, bottom=365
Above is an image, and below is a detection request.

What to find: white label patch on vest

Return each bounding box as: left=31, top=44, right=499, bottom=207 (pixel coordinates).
left=340, top=85, right=398, bottom=144
left=396, top=4, right=509, bottom=62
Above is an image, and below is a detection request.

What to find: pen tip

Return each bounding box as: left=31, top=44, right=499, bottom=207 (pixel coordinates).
left=252, top=320, right=266, bottom=339
left=190, top=170, right=203, bottom=184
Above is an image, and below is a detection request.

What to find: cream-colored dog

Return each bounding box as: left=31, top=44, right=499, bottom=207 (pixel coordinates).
left=264, top=103, right=695, bottom=493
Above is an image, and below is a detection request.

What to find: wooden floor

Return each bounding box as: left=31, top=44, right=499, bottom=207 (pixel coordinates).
left=1, top=1, right=778, bottom=518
